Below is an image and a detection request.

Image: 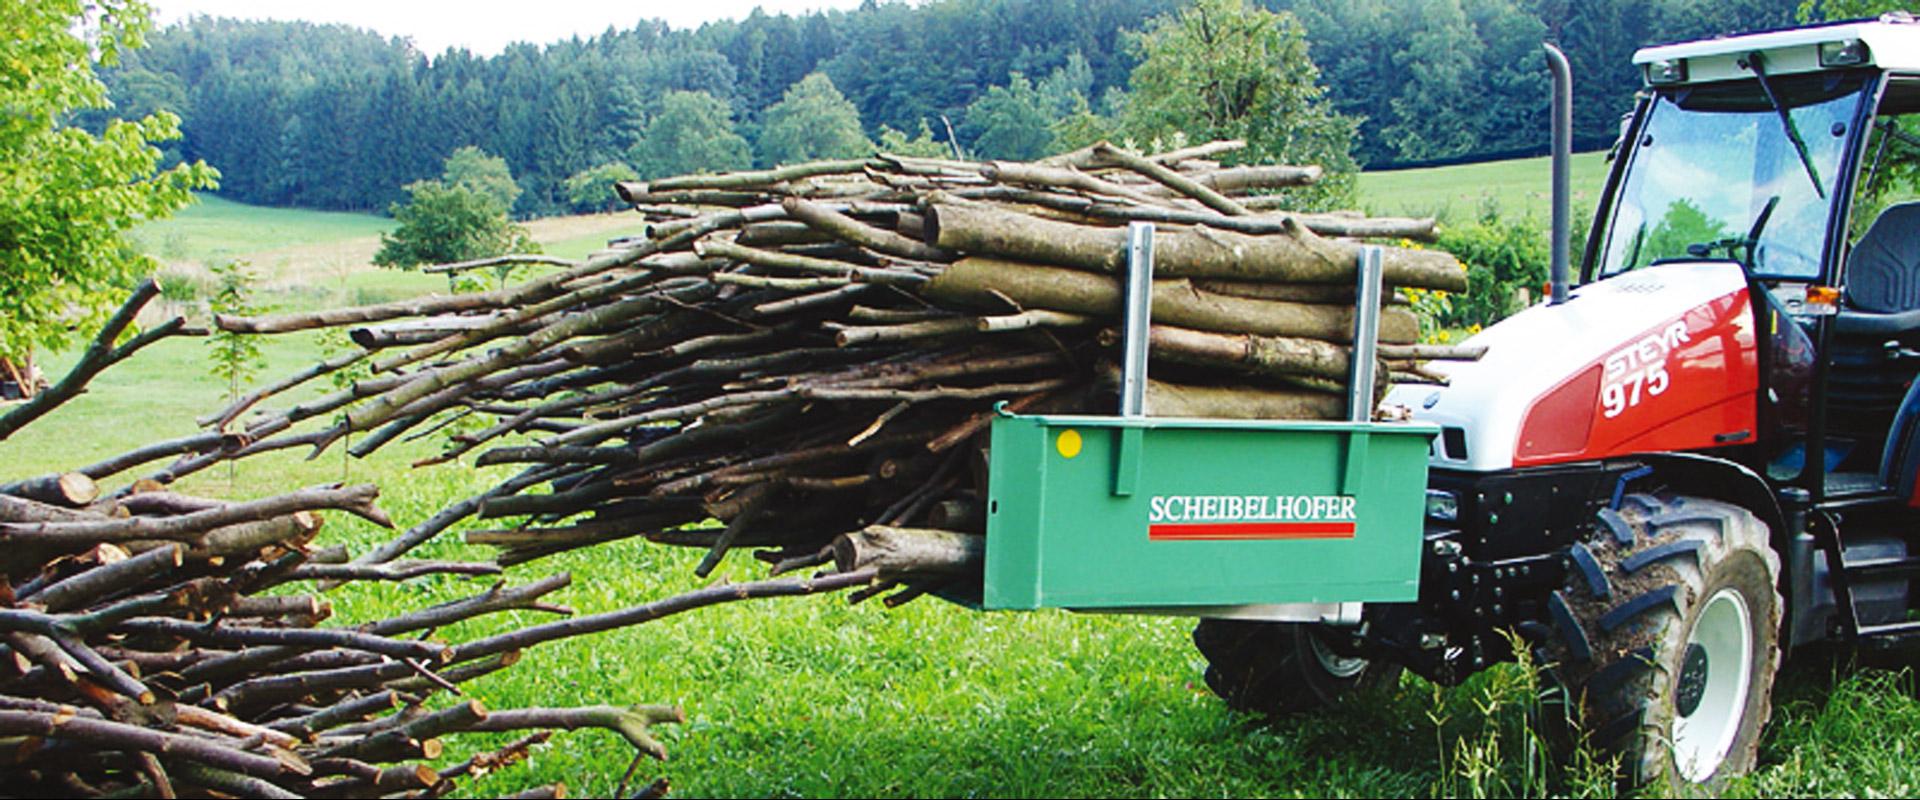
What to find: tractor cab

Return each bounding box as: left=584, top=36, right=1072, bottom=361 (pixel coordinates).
left=1587, top=17, right=1920, bottom=508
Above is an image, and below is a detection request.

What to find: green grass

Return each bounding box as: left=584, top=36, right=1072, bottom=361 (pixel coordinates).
left=8, top=340, right=1913, bottom=798
left=130, top=194, right=393, bottom=265
left=0, top=336, right=1585, bottom=797
left=10, top=173, right=1920, bottom=797
left=1358, top=151, right=1613, bottom=224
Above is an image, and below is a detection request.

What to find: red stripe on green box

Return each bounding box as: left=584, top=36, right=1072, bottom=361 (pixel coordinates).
left=1148, top=522, right=1356, bottom=541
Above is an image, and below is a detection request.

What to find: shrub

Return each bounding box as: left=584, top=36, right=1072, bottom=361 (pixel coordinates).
left=1433, top=211, right=1550, bottom=330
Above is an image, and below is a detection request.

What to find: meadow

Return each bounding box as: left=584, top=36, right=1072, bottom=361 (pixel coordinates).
left=4, top=177, right=1919, bottom=797
left=1357, top=151, right=1613, bottom=223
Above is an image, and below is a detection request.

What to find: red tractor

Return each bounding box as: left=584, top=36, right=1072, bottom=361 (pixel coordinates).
left=1191, top=14, right=1920, bottom=790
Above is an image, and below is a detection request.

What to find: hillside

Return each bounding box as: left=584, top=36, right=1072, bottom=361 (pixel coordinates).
left=1358, top=150, right=1612, bottom=222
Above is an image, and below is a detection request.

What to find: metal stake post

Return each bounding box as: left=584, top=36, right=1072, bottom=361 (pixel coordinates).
left=1348, top=246, right=1385, bottom=422
left=1119, top=222, right=1156, bottom=418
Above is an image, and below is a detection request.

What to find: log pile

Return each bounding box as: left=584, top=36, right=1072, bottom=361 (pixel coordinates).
left=0, top=284, right=901, bottom=798
left=0, top=471, right=694, bottom=796
left=165, top=140, right=1480, bottom=604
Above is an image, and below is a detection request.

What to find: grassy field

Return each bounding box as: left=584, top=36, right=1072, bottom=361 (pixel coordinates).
left=133, top=194, right=640, bottom=311
left=9, top=185, right=1920, bottom=797
left=1358, top=150, right=1612, bottom=223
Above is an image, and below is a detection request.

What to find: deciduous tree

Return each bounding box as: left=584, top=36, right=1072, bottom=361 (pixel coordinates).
left=441, top=145, right=523, bottom=212
left=1118, top=0, right=1358, bottom=208
left=374, top=149, right=535, bottom=270
left=0, top=0, right=218, bottom=363
left=759, top=73, right=871, bottom=166
left=629, top=91, right=753, bottom=179
left=964, top=74, right=1055, bottom=161
left=564, top=162, right=642, bottom=212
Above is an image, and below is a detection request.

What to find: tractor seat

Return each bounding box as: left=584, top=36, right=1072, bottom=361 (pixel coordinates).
left=1838, top=200, right=1920, bottom=336
left=1831, top=201, right=1920, bottom=458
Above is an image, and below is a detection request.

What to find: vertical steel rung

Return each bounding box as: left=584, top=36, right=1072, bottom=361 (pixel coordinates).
left=1119, top=222, right=1155, bottom=418
left=1348, top=246, right=1385, bottom=423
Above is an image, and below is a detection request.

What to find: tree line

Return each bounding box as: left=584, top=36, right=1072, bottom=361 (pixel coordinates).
left=93, top=0, right=1800, bottom=217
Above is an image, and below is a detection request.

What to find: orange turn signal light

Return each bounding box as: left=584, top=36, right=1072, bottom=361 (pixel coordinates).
left=1807, top=285, right=1841, bottom=305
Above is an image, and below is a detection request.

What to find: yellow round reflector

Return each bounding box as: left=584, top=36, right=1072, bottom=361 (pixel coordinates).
left=1056, top=429, right=1083, bottom=459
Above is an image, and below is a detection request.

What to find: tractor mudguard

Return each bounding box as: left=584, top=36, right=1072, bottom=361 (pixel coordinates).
left=1632, top=453, right=1788, bottom=548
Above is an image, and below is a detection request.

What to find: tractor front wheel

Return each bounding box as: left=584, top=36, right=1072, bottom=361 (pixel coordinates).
left=1192, top=618, right=1401, bottom=716
left=1540, top=493, right=1781, bottom=789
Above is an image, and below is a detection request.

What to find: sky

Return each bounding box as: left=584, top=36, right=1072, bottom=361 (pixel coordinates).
left=151, top=0, right=877, bottom=57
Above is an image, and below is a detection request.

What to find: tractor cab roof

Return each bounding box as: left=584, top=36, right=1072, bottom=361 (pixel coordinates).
left=1633, top=14, right=1920, bottom=86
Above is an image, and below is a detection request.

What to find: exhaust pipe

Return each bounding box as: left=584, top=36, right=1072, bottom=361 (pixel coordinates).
left=1545, top=42, right=1572, bottom=306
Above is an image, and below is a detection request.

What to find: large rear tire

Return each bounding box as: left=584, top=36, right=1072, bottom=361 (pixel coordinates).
left=1192, top=619, right=1402, bottom=716
left=1540, top=493, right=1781, bottom=790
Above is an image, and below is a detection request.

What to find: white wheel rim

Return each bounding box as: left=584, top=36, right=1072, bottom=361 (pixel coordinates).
left=1672, top=587, right=1754, bottom=783
left=1309, top=632, right=1368, bottom=679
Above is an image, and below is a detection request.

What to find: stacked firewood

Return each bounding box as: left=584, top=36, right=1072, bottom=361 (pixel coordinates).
left=0, top=472, right=697, bottom=796
left=174, top=139, right=1475, bottom=601
left=0, top=140, right=1482, bottom=795
left=0, top=283, right=899, bottom=798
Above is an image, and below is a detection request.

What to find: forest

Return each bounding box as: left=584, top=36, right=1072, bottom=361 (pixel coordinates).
left=93, top=0, right=1804, bottom=216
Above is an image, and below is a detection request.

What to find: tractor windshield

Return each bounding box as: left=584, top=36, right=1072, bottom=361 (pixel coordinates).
left=1596, top=71, right=1872, bottom=280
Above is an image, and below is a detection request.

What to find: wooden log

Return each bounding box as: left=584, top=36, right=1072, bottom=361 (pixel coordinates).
left=694, top=240, right=927, bottom=287
left=23, top=543, right=183, bottom=612
left=215, top=291, right=517, bottom=335
left=420, top=254, right=579, bottom=275
left=170, top=763, right=301, bottom=800
left=196, top=511, right=324, bottom=559
left=978, top=309, right=1094, bottom=333
left=281, top=560, right=504, bottom=582
left=1142, top=377, right=1346, bottom=420
left=954, top=186, right=1440, bottom=241
left=343, top=290, right=718, bottom=434
left=72, top=431, right=245, bottom=483
left=314, top=700, right=486, bottom=762
left=1040, top=138, right=1246, bottom=169
left=1290, top=213, right=1439, bottom=240
left=0, top=280, right=179, bottom=441
left=781, top=198, right=952, bottom=262
left=267, top=691, right=410, bottom=740
left=0, top=473, right=99, bottom=507
left=978, top=161, right=1171, bottom=207
left=1091, top=142, right=1249, bottom=216
left=112, top=491, right=226, bottom=517
left=927, top=202, right=1465, bottom=290
left=0, top=484, right=387, bottom=546
left=349, top=316, right=528, bottom=350
left=225, top=594, right=330, bottom=621
left=1142, top=325, right=1354, bottom=380
left=831, top=525, right=983, bottom=578
left=1192, top=280, right=1402, bottom=305
left=734, top=221, right=835, bottom=247
left=923, top=258, right=1420, bottom=344
left=830, top=317, right=979, bottom=346
left=624, top=158, right=874, bottom=194
left=1191, top=164, right=1324, bottom=192
left=1377, top=342, right=1487, bottom=360
left=449, top=570, right=878, bottom=662
left=0, top=494, right=103, bottom=524
left=462, top=705, right=683, bottom=761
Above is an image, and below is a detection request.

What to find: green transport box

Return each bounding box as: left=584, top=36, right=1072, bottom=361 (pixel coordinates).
left=983, top=411, right=1437, bottom=611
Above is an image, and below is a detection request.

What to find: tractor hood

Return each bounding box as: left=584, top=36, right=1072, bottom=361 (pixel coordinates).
left=1385, top=261, right=1759, bottom=472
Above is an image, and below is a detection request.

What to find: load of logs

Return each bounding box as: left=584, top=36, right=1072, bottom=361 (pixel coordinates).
left=0, top=139, right=1486, bottom=796
left=174, top=138, right=1476, bottom=602
left=0, top=282, right=889, bottom=798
